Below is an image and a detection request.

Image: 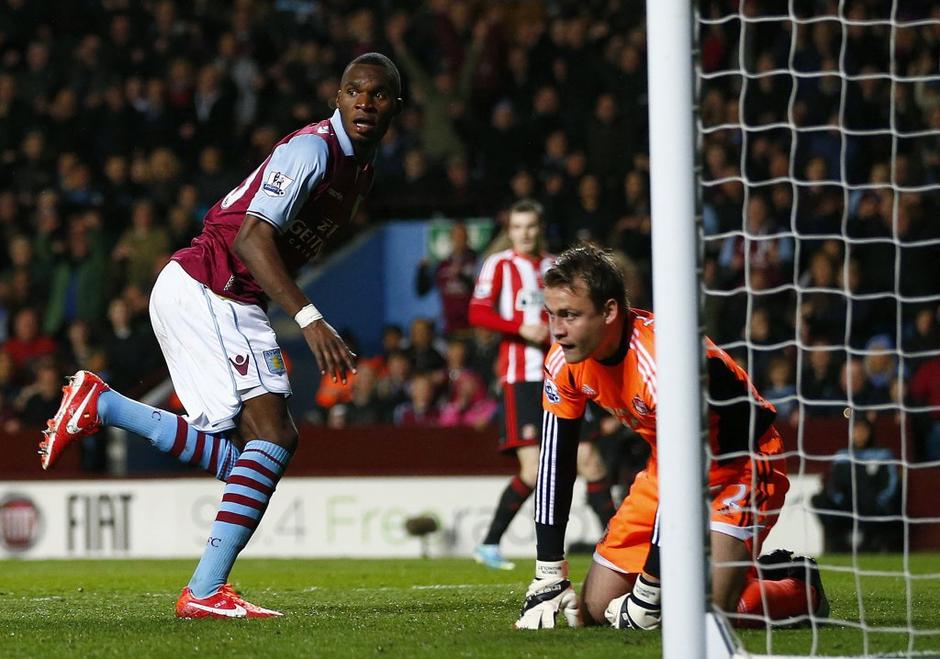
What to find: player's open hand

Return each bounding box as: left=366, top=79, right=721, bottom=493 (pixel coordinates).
left=302, top=318, right=357, bottom=384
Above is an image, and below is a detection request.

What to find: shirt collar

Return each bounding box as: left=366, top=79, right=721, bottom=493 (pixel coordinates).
left=329, top=109, right=355, bottom=157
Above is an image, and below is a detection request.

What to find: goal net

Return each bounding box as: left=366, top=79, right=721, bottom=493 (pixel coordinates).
left=694, top=0, right=940, bottom=656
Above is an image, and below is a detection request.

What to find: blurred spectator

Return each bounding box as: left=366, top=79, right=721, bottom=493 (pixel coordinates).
left=3, top=307, right=56, bottom=382
left=798, top=250, right=845, bottom=345
left=63, top=320, right=100, bottom=374
left=41, top=217, right=108, bottom=336
left=347, top=363, right=385, bottom=425
left=467, top=326, right=501, bottom=393
left=439, top=370, right=496, bottom=430
left=800, top=342, right=845, bottom=417
left=104, top=297, right=160, bottom=394
left=14, top=357, right=63, bottom=428
left=862, top=334, right=897, bottom=406
left=764, top=356, right=798, bottom=426
left=393, top=372, right=440, bottom=427
left=405, top=317, right=446, bottom=380
left=415, top=222, right=478, bottom=336
left=385, top=11, right=485, bottom=165
left=811, top=416, right=901, bottom=552
left=376, top=350, right=411, bottom=419
left=718, top=194, right=793, bottom=289
left=909, top=354, right=940, bottom=461
left=904, top=306, right=940, bottom=372
left=113, top=200, right=169, bottom=290
left=568, top=174, right=612, bottom=244
left=376, top=324, right=405, bottom=365
left=607, top=170, right=651, bottom=268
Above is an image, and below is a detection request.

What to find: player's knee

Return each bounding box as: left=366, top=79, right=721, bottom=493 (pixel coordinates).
left=241, top=417, right=298, bottom=453
left=711, top=579, right=744, bottom=614
left=269, top=423, right=298, bottom=452
left=580, top=591, right=611, bottom=627
left=519, top=462, right=539, bottom=488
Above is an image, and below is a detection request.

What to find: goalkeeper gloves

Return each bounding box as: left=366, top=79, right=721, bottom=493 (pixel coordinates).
left=605, top=574, right=662, bottom=630
left=514, top=560, right=581, bottom=629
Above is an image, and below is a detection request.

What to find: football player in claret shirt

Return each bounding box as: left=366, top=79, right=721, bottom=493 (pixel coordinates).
left=39, top=53, right=402, bottom=619
left=515, top=244, right=828, bottom=630
left=468, top=200, right=615, bottom=571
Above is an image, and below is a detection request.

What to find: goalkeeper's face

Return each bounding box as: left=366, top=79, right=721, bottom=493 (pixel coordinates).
left=544, top=281, right=620, bottom=363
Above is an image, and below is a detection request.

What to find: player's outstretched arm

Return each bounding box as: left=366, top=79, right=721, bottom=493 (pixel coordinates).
left=515, top=410, right=582, bottom=629
left=234, top=215, right=356, bottom=383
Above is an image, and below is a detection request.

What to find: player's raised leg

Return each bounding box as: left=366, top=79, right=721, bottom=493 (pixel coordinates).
left=41, top=370, right=241, bottom=480
left=177, top=391, right=296, bottom=619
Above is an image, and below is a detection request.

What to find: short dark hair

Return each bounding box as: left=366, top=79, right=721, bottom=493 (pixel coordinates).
left=345, top=52, right=401, bottom=98
left=509, top=198, right=544, bottom=219
left=544, top=243, right=629, bottom=313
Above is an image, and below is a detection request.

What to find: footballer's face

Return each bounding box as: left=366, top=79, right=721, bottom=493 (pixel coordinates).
left=545, top=280, right=619, bottom=363
left=336, top=64, right=401, bottom=152
left=507, top=210, right=541, bottom=256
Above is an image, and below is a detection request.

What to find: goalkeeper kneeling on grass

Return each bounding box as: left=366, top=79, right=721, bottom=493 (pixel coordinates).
left=514, top=244, right=828, bottom=630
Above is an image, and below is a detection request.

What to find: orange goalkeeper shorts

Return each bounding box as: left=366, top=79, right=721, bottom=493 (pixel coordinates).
left=594, top=454, right=789, bottom=574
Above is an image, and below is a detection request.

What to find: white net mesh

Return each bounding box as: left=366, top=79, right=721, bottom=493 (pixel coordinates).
left=696, top=1, right=940, bottom=655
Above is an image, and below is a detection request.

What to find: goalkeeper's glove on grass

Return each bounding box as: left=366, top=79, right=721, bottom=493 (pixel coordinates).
left=514, top=560, right=580, bottom=629
left=605, top=574, right=662, bottom=630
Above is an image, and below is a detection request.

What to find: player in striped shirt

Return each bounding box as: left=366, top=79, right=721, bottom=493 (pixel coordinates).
left=469, top=200, right=614, bottom=570
left=39, top=53, right=403, bottom=618
left=515, top=244, right=828, bottom=630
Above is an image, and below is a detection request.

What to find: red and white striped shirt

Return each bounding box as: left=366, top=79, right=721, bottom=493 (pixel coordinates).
left=469, top=249, right=554, bottom=383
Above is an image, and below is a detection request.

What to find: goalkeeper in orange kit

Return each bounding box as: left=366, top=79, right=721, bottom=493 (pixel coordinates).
left=514, top=244, right=828, bottom=630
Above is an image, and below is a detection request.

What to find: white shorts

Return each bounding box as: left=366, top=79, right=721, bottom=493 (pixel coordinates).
left=149, top=260, right=291, bottom=433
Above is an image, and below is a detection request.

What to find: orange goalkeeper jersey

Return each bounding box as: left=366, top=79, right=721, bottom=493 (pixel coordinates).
left=542, top=309, right=782, bottom=469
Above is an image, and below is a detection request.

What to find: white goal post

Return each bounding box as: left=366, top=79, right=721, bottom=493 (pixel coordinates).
left=649, top=1, right=940, bottom=658
left=646, top=1, right=714, bottom=658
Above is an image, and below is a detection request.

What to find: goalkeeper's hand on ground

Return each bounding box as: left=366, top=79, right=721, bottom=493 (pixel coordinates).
left=514, top=560, right=581, bottom=629
left=605, top=574, right=662, bottom=630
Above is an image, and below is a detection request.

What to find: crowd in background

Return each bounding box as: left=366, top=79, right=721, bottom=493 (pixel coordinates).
left=1, top=0, right=939, bottom=482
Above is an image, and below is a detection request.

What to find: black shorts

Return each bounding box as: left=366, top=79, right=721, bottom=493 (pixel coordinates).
left=497, top=383, right=603, bottom=452
left=497, top=381, right=543, bottom=452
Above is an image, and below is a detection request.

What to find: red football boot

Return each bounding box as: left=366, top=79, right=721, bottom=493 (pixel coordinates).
left=176, top=585, right=282, bottom=619
left=220, top=584, right=283, bottom=618
left=176, top=587, right=249, bottom=619
left=39, top=370, right=109, bottom=471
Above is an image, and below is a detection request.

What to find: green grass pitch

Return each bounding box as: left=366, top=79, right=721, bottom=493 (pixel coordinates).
left=2, top=554, right=939, bottom=657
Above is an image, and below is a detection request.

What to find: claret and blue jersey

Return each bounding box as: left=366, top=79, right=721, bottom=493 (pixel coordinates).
left=173, top=109, right=373, bottom=308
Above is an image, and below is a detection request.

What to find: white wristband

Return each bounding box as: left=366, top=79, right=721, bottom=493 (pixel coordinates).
left=294, top=303, right=323, bottom=328
left=535, top=560, right=568, bottom=580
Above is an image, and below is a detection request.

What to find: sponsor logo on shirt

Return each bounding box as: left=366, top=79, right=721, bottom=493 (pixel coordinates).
left=286, top=217, right=339, bottom=261
left=264, top=349, right=287, bottom=375
left=515, top=289, right=544, bottom=311
left=581, top=384, right=597, bottom=396
left=262, top=171, right=295, bottom=197
left=632, top=394, right=651, bottom=416
left=544, top=378, right=561, bottom=404
left=605, top=406, right=640, bottom=429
